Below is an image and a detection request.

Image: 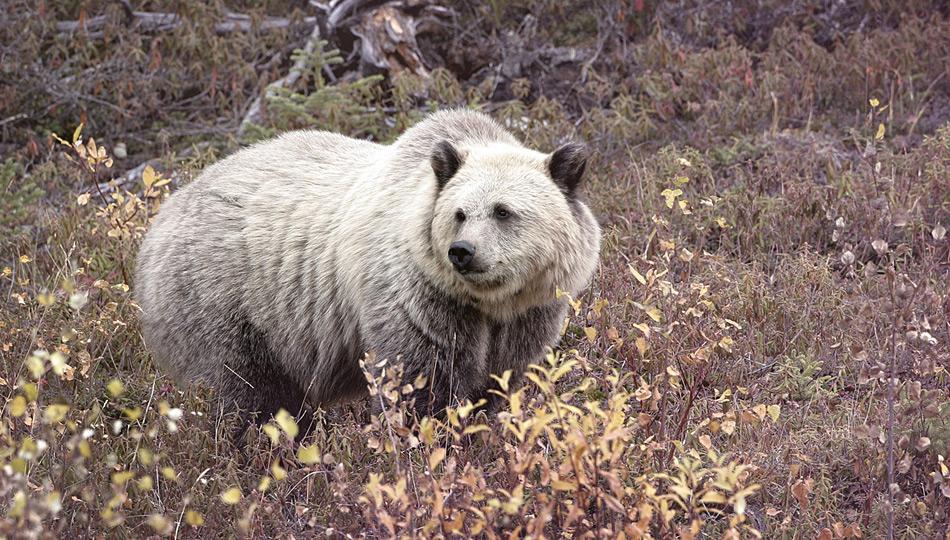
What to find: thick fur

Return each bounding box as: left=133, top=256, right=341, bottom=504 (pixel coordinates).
left=135, top=109, right=600, bottom=423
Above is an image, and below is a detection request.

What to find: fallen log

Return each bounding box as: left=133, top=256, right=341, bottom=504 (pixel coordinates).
left=56, top=11, right=317, bottom=39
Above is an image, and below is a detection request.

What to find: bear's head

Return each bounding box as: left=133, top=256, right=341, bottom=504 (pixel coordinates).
left=426, top=139, right=601, bottom=318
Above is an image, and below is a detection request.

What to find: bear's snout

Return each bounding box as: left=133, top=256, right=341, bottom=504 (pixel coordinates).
left=448, top=241, right=476, bottom=272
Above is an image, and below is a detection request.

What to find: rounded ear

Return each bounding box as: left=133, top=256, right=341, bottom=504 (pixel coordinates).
left=547, top=143, right=588, bottom=198
left=431, top=140, right=464, bottom=190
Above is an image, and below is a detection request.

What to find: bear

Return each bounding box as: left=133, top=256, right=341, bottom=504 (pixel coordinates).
left=134, top=109, right=601, bottom=432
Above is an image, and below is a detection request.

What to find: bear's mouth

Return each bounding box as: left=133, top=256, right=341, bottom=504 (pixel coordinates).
left=458, top=270, right=506, bottom=290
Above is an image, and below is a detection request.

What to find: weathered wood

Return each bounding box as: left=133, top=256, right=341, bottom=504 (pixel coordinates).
left=350, top=1, right=454, bottom=77
left=56, top=11, right=317, bottom=38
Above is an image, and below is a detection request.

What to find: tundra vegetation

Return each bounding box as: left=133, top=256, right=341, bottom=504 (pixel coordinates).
left=1, top=1, right=948, bottom=538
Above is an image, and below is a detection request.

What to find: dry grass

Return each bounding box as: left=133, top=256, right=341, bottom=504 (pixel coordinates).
left=1, top=1, right=949, bottom=538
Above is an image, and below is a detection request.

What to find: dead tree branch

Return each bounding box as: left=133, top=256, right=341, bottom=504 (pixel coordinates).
left=56, top=11, right=317, bottom=39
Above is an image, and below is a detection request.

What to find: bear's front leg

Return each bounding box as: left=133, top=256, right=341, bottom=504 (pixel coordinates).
left=362, top=305, right=489, bottom=419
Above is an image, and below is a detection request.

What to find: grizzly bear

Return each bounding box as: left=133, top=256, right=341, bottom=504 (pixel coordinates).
left=135, top=109, right=600, bottom=430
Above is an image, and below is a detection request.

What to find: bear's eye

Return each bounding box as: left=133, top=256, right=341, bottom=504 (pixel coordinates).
left=494, top=205, right=511, bottom=220
left=455, top=210, right=466, bottom=222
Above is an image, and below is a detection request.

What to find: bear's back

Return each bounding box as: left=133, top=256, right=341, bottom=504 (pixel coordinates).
left=135, top=129, right=385, bottom=391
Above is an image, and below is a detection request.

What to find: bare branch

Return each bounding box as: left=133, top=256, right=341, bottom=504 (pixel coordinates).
left=56, top=11, right=317, bottom=39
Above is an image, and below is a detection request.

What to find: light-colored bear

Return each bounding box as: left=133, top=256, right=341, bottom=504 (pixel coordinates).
left=135, top=109, right=600, bottom=428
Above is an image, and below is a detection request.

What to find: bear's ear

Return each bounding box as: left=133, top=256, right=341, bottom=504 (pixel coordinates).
left=547, top=142, right=588, bottom=198
left=431, top=140, right=464, bottom=190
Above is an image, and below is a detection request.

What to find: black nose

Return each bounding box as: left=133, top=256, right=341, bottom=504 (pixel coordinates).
left=448, top=241, right=476, bottom=271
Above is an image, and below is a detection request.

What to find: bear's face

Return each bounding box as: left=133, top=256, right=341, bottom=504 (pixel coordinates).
left=427, top=141, right=598, bottom=311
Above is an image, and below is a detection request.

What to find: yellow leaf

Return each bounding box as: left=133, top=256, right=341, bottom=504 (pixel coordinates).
left=463, top=424, right=491, bottom=435
left=766, top=404, right=781, bottom=421
left=49, top=352, right=68, bottom=376
left=138, top=447, right=154, bottom=466
left=10, top=395, right=27, bottom=417
left=111, top=471, right=135, bottom=485
left=700, top=490, right=727, bottom=504
left=106, top=379, right=124, bottom=397
left=752, top=404, right=767, bottom=420
left=11, top=458, right=27, bottom=474
left=26, top=353, right=45, bottom=379
left=721, top=420, right=736, bottom=435
left=77, top=193, right=91, bottom=206
left=185, top=510, right=204, bottom=527
left=44, top=403, right=70, bottom=423
left=635, top=337, right=649, bottom=356
left=583, top=326, right=597, bottom=343
left=148, top=514, right=171, bottom=534
left=661, top=188, right=683, bottom=209
left=365, top=472, right=384, bottom=507
left=456, top=399, right=484, bottom=418
left=143, top=166, right=156, bottom=188
left=123, top=407, right=142, bottom=421
left=23, top=383, right=38, bottom=401
left=161, top=467, right=178, bottom=482
left=490, top=370, right=512, bottom=393
left=220, top=487, right=242, bottom=505
left=605, top=326, right=621, bottom=344
left=721, top=318, right=743, bottom=330
left=271, top=461, right=287, bottom=481
left=869, top=98, right=879, bottom=107
left=46, top=491, right=62, bottom=514
left=72, top=123, right=84, bottom=145
left=262, top=424, right=280, bottom=445
left=629, top=265, right=647, bottom=285
left=698, top=434, right=712, bottom=450
left=875, top=123, right=885, bottom=140
left=509, top=389, right=522, bottom=416
left=297, top=444, right=321, bottom=464
left=274, top=409, right=299, bottom=439
left=428, top=447, right=446, bottom=470
left=137, top=475, right=154, bottom=491
left=19, top=255, right=31, bottom=264
left=9, top=491, right=26, bottom=518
